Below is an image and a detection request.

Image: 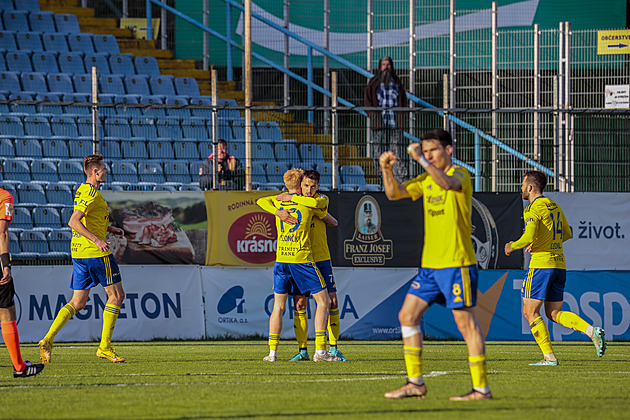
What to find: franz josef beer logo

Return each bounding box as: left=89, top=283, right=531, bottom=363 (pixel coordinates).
left=343, top=196, right=393, bottom=266
left=228, top=212, right=277, bottom=264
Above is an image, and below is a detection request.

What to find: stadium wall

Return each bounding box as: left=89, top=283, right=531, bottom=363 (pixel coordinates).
left=12, top=266, right=630, bottom=343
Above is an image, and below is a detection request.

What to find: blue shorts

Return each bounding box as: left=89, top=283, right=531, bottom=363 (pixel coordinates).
left=292, top=260, right=336, bottom=296
left=407, top=265, right=478, bottom=309
left=71, top=254, right=122, bottom=291
left=521, top=268, right=566, bottom=301
left=273, top=262, right=326, bottom=295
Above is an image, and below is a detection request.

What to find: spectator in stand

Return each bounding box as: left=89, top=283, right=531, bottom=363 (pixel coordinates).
left=199, top=139, right=243, bottom=190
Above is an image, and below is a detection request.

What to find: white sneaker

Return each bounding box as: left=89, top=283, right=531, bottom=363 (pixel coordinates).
left=263, top=355, right=277, bottom=362
left=313, top=351, right=343, bottom=362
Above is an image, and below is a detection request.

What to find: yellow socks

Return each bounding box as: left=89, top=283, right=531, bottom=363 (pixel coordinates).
left=530, top=316, right=554, bottom=356
left=328, top=308, right=340, bottom=347
left=268, top=333, right=279, bottom=351
left=403, top=345, right=423, bottom=384
left=45, top=303, right=76, bottom=342
left=315, top=330, right=327, bottom=352
left=556, top=310, right=590, bottom=334
left=100, top=304, right=120, bottom=349
left=293, top=310, right=308, bottom=349
left=469, top=354, right=489, bottom=393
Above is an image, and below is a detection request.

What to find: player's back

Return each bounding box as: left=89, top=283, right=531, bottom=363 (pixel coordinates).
left=527, top=196, right=571, bottom=268
left=71, top=183, right=110, bottom=259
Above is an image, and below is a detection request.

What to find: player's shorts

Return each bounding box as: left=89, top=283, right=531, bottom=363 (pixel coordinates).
left=71, top=254, right=122, bottom=291
left=292, top=260, right=336, bottom=296
left=273, top=262, right=326, bottom=296
left=0, top=280, right=15, bottom=308
left=521, top=268, right=566, bottom=302
left=407, top=265, right=478, bottom=309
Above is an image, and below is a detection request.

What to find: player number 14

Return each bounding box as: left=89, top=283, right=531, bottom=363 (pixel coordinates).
left=550, top=212, right=563, bottom=240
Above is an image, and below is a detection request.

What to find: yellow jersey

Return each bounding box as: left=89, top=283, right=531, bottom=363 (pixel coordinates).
left=71, top=182, right=111, bottom=259
left=404, top=165, right=477, bottom=269
left=510, top=196, right=572, bottom=269
left=256, top=194, right=327, bottom=263
left=290, top=193, right=331, bottom=262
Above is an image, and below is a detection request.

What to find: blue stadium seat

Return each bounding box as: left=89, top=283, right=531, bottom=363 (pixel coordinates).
left=31, top=158, right=59, bottom=183
left=0, top=71, right=19, bottom=94
left=179, top=184, right=201, bottom=191
left=45, top=182, right=73, bottom=206
left=2, top=158, right=30, bottom=182
left=257, top=121, right=284, bottom=141
left=60, top=205, right=73, bottom=225
left=139, top=95, right=166, bottom=116
left=36, top=91, right=64, bottom=114
left=318, top=162, right=334, bottom=188
left=17, top=183, right=47, bottom=205
left=14, top=139, right=42, bottom=158
left=164, top=161, right=191, bottom=184
left=103, top=116, right=131, bottom=138
left=174, top=77, right=200, bottom=97
left=0, top=31, right=17, bottom=52
left=93, top=34, right=119, bottom=54
left=19, top=229, right=49, bottom=254
left=217, top=98, right=241, bottom=120
left=0, top=53, right=6, bottom=71
left=0, top=138, right=14, bottom=157
left=8, top=230, right=21, bottom=254
left=0, top=115, right=24, bottom=139
left=21, top=72, right=48, bottom=93
left=75, top=115, right=98, bottom=138
left=28, top=12, right=56, bottom=33
left=181, top=117, right=209, bottom=140
left=274, top=143, right=301, bottom=168
left=41, top=138, right=69, bottom=159
left=67, top=33, right=95, bottom=54
left=137, top=160, right=165, bottom=183
left=172, top=140, right=198, bottom=160
left=110, top=160, right=138, bottom=183
left=208, top=117, right=234, bottom=141
left=57, top=159, right=84, bottom=182
left=84, top=52, right=111, bottom=75
left=16, top=31, right=45, bottom=53
left=156, top=116, right=182, bottom=139
left=99, top=74, right=125, bottom=95
left=265, top=162, right=290, bottom=185
left=108, top=54, right=135, bottom=75
left=63, top=93, right=90, bottom=115
left=251, top=163, right=267, bottom=188
left=2, top=11, right=29, bottom=32
left=226, top=141, right=245, bottom=161
left=339, top=165, right=373, bottom=191
left=23, top=115, right=53, bottom=138
left=32, top=52, right=60, bottom=73
left=15, top=0, right=41, bottom=11
left=134, top=56, right=160, bottom=76
left=59, top=52, right=85, bottom=75
left=12, top=206, right=33, bottom=229
left=50, top=115, right=78, bottom=138
left=0, top=0, right=14, bottom=11
left=197, top=141, right=212, bottom=160
left=120, top=140, right=148, bottom=159
left=154, top=184, right=177, bottom=191
left=124, top=74, right=150, bottom=95
left=100, top=139, right=122, bottom=160
left=114, top=95, right=143, bottom=116
left=231, top=118, right=259, bottom=140
left=6, top=51, right=33, bottom=72
left=299, top=144, right=327, bottom=170
left=9, top=92, right=37, bottom=114
left=149, top=75, right=176, bottom=96
left=42, top=33, right=69, bottom=53
left=164, top=95, right=190, bottom=118
left=252, top=143, right=275, bottom=165
left=46, top=74, right=74, bottom=96
left=48, top=228, right=71, bottom=254
left=54, top=14, right=81, bottom=34
left=33, top=205, right=62, bottom=228
left=189, top=96, right=212, bottom=118
left=148, top=140, right=174, bottom=160
left=129, top=116, right=157, bottom=140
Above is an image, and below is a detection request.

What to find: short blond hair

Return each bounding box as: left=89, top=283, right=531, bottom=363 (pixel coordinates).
left=83, top=154, right=104, bottom=176
left=283, top=168, right=303, bottom=190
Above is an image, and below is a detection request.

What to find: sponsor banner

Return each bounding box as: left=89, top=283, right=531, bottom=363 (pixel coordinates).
left=12, top=265, right=205, bottom=343
left=202, top=266, right=415, bottom=339
left=545, top=193, right=630, bottom=270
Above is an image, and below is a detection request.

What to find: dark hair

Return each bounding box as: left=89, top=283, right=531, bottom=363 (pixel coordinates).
left=83, top=154, right=104, bottom=176
left=420, top=128, right=453, bottom=148
left=302, top=169, right=320, bottom=184
left=524, top=170, right=547, bottom=192
left=217, top=139, right=227, bottom=147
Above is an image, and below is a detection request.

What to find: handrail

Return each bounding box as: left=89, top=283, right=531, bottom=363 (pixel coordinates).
left=146, top=0, right=555, bottom=184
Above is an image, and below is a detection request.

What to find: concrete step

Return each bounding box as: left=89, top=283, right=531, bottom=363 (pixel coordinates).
left=79, top=17, right=117, bottom=28
left=213, top=90, right=244, bottom=101
left=281, top=123, right=314, bottom=137
left=157, top=59, right=196, bottom=70
left=118, top=39, right=158, bottom=50
left=82, top=26, right=134, bottom=38
left=160, top=69, right=211, bottom=79
left=120, top=48, right=174, bottom=59
left=40, top=0, right=80, bottom=6
left=251, top=109, right=294, bottom=123
left=40, top=5, right=94, bottom=17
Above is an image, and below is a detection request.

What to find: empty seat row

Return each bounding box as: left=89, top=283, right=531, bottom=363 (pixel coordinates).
left=0, top=12, right=81, bottom=34
left=0, top=71, right=199, bottom=96
left=0, top=31, right=118, bottom=55
left=0, top=181, right=75, bottom=206
left=8, top=227, right=73, bottom=259
left=1, top=0, right=41, bottom=13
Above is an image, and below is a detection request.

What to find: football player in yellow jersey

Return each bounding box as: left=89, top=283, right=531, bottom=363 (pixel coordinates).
left=274, top=170, right=346, bottom=361
left=381, top=129, right=492, bottom=401
left=39, top=154, right=126, bottom=364
left=505, top=171, right=606, bottom=365
left=256, top=169, right=342, bottom=362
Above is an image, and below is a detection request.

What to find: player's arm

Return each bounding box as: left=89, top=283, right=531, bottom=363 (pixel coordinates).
left=0, top=219, right=12, bottom=286
left=380, top=151, right=411, bottom=201
left=108, top=225, right=124, bottom=237
left=407, top=143, right=462, bottom=191
left=256, top=196, right=298, bottom=224
left=504, top=213, right=539, bottom=256
left=322, top=213, right=338, bottom=227
left=561, top=212, right=572, bottom=242
left=286, top=194, right=328, bottom=209
left=68, top=209, right=110, bottom=252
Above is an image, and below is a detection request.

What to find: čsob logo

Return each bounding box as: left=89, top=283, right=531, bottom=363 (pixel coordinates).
left=218, top=286, right=245, bottom=314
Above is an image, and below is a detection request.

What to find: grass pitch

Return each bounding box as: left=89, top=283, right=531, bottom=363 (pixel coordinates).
left=1, top=340, right=628, bottom=419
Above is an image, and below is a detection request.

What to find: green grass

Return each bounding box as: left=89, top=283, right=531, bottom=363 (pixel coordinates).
left=1, top=341, right=629, bottom=419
